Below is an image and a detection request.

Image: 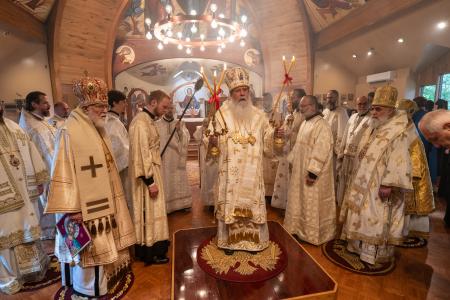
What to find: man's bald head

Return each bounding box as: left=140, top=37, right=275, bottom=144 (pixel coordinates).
left=418, top=109, right=450, bottom=149
left=356, top=96, right=370, bottom=115
left=299, top=95, right=320, bottom=118
left=54, top=101, right=70, bottom=118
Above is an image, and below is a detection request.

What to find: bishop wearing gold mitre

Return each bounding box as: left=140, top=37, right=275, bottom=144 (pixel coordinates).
left=45, top=74, right=136, bottom=298
left=208, top=67, right=278, bottom=253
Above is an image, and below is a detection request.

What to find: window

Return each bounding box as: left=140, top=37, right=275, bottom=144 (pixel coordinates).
left=420, top=85, right=436, bottom=101
left=439, top=73, right=450, bottom=101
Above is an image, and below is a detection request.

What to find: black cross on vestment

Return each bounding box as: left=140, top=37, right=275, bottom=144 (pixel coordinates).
left=81, top=156, right=103, bottom=178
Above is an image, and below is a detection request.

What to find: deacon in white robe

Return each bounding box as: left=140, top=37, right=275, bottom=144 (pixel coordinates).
left=340, top=86, right=412, bottom=265
left=19, top=91, right=56, bottom=240
left=0, top=106, right=50, bottom=295
left=129, top=90, right=171, bottom=265
left=48, top=101, right=70, bottom=129
left=323, top=90, right=349, bottom=189
left=156, top=105, right=192, bottom=213
left=193, top=123, right=218, bottom=207
left=396, top=99, right=434, bottom=238
left=46, top=76, right=136, bottom=297
left=208, top=67, right=277, bottom=253
left=105, top=90, right=131, bottom=212
left=284, top=95, right=336, bottom=245
left=271, top=89, right=306, bottom=210
left=336, top=96, right=371, bottom=206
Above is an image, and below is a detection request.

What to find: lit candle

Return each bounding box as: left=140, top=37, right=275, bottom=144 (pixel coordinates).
left=217, top=63, right=227, bottom=89
left=213, top=70, right=217, bottom=87
left=200, top=65, right=214, bottom=95
left=282, top=56, right=287, bottom=74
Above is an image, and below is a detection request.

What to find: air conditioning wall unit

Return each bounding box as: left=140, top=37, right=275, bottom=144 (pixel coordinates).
left=366, top=71, right=396, bottom=84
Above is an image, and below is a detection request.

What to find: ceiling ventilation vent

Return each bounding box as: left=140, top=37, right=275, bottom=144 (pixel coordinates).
left=366, top=71, right=396, bottom=83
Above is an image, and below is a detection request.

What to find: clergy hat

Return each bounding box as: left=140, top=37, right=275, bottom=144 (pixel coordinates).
left=396, top=98, right=418, bottom=118
left=224, top=67, right=250, bottom=92
left=73, top=72, right=108, bottom=107
left=372, top=86, right=398, bottom=108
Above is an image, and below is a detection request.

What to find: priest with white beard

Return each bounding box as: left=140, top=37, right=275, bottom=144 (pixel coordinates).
left=19, top=91, right=56, bottom=239
left=156, top=103, right=192, bottom=213
left=0, top=102, right=50, bottom=295
left=284, top=95, right=336, bottom=245
left=193, top=119, right=218, bottom=207
left=129, top=90, right=171, bottom=265
left=271, top=89, right=305, bottom=210
left=340, top=86, right=412, bottom=265
left=207, top=67, right=278, bottom=254
left=105, top=90, right=131, bottom=211
left=46, top=75, right=136, bottom=298
left=336, top=96, right=371, bottom=206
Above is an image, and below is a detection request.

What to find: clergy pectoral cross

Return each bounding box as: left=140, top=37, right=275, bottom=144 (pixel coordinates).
left=81, top=156, right=103, bottom=178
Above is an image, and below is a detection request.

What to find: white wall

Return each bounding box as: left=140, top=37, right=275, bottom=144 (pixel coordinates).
left=0, top=42, right=53, bottom=105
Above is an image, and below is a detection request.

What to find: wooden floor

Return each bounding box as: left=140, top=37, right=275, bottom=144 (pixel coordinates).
left=2, top=160, right=450, bottom=300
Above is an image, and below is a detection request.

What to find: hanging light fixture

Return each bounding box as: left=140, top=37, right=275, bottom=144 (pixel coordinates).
left=145, top=2, right=248, bottom=52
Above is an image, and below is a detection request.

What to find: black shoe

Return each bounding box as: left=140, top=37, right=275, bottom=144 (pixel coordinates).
left=224, top=249, right=234, bottom=256
left=152, top=256, right=169, bottom=264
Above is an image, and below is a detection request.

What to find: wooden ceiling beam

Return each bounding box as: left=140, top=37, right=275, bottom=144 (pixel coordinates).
left=315, top=0, right=428, bottom=51
left=0, top=0, right=46, bottom=43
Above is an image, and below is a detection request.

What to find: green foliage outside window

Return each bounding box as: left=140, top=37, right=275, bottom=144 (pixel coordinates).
left=421, top=85, right=436, bottom=101
left=440, top=73, right=450, bottom=101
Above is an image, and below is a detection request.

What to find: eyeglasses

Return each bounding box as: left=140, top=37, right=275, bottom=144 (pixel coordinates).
left=370, top=106, right=385, bottom=112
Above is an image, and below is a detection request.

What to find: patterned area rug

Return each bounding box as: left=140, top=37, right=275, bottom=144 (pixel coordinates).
left=197, top=236, right=288, bottom=283
left=21, top=255, right=61, bottom=292
left=322, top=239, right=395, bottom=275
left=398, top=236, right=428, bottom=248
left=53, top=271, right=134, bottom=300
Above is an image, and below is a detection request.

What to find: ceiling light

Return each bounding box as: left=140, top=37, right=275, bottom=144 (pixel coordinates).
left=240, top=39, right=245, bottom=47
left=210, top=3, right=218, bottom=13
left=437, top=21, right=447, bottom=30
left=219, top=13, right=225, bottom=19
left=145, top=18, right=151, bottom=26
left=200, top=45, right=205, bottom=52
left=217, top=47, right=222, bottom=53
left=186, top=47, right=192, bottom=55
left=352, top=54, right=357, bottom=58
left=397, top=38, right=404, bottom=43
left=241, top=15, right=248, bottom=23
left=367, top=48, right=373, bottom=56
left=190, top=10, right=197, bottom=16
left=157, top=42, right=164, bottom=50
left=177, top=44, right=183, bottom=50
left=165, top=4, right=172, bottom=14
left=146, top=32, right=153, bottom=40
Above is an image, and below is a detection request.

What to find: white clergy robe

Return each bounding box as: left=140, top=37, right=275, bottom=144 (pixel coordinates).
left=129, top=109, right=169, bottom=247
left=193, top=125, right=218, bottom=206
left=340, top=111, right=412, bottom=265
left=0, top=118, right=49, bottom=295
left=105, top=111, right=131, bottom=212
left=19, top=109, right=57, bottom=239
left=336, top=112, right=370, bottom=206
left=46, top=107, right=136, bottom=297
left=284, top=113, right=336, bottom=245
left=48, top=114, right=66, bottom=129
left=212, top=101, right=274, bottom=251
left=271, top=111, right=304, bottom=209
left=156, top=117, right=192, bottom=213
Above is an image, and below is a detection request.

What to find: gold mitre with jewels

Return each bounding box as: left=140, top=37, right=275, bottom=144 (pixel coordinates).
left=224, top=67, right=249, bottom=92
left=73, top=72, right=108, bottom=107
left=372, top=85, right=398, bottom=108
left=396, top=98, right=418, bottom=117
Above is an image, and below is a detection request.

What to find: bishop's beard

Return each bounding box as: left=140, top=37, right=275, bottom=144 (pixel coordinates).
left=368, top=115, right=389, bottom=129
left=229, top=98, right=253, bottom=123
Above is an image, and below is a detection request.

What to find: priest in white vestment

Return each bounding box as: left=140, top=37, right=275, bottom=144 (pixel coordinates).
left=340, top=86, right=413, bottom=265
left=19, top=91, right=56, bottom=239
left=208, top=67, right=277, bottom=253
left=48, top=101, right=70, bottom=129
left=336, top=96, right=371, bottom=206
left=0, top=103, right=50, bottom=295
left=396, top=99, right=434, bottom=238
left=46, top=76, right=136, bottom=297
left=284, top=95, right=336, bottom=245
left=105, top=90, right=132, bottom=212
left=193, top=122, right=218, bottom=207
left=323, top=90, right=349, bottom=189
left=271, top=89, right=306, bottom=210
left=156, top=104, right=192, bottom=213
left=129, top=90, right=171, bottom=265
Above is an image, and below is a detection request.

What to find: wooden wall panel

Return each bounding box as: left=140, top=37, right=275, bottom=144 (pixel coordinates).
left=416, top=50, right=450, bottom=91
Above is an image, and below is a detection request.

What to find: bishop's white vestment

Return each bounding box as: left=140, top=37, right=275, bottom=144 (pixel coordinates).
left=19, top=110, right=57, bottom=239
left=156, top=117, right=192, bottom=213
left=46, top=107, right=136, bottom=297
left=0, top=119, right=49, bottom=295
left=284, top=113, right=336, bottom=245
left=212, top=101, right=274, bottom=251
left=340, top=111, right=412, bottom=265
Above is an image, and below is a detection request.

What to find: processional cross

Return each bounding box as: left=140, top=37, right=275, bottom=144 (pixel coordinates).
left=81, top=156, right=103, bottom=178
